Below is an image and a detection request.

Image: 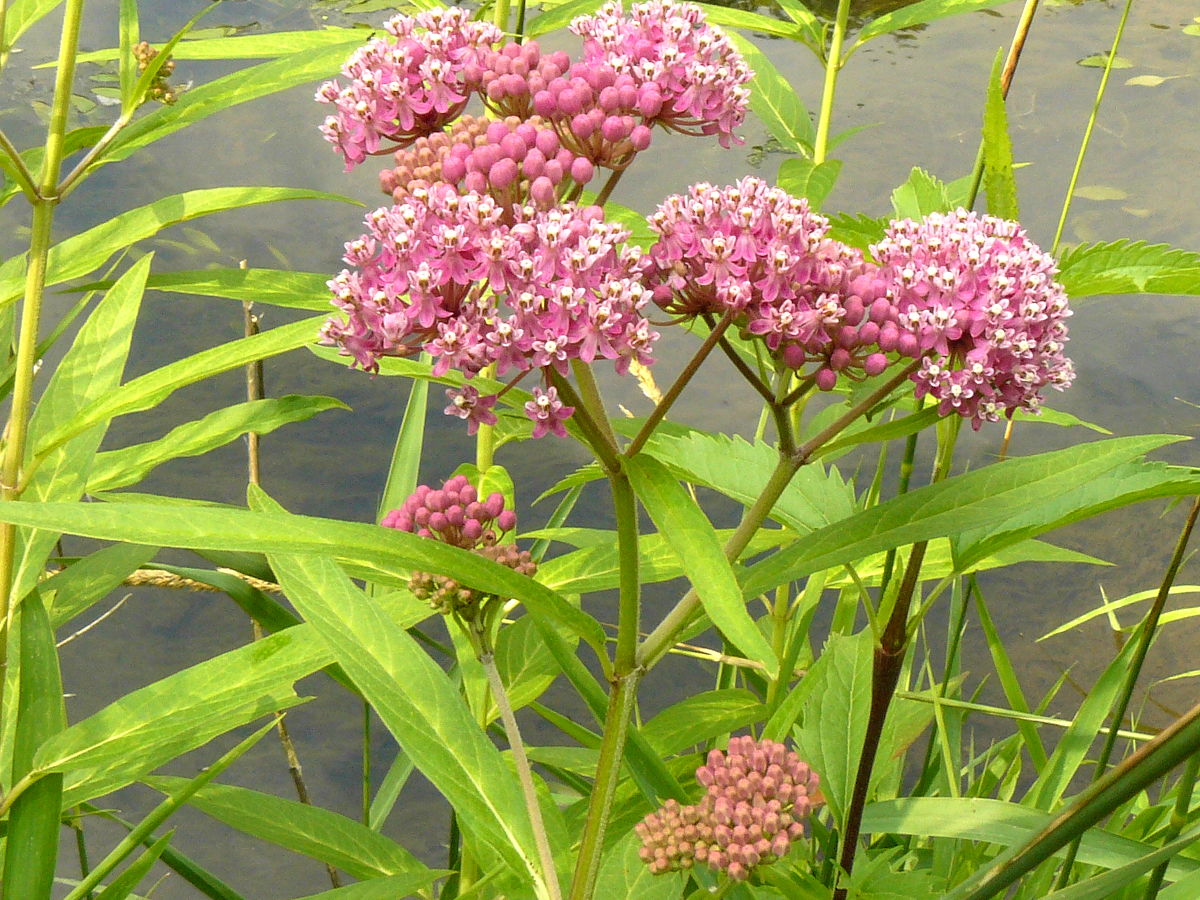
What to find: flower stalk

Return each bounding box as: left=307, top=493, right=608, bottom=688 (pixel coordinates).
left=812, top=0, right=851, bottom=164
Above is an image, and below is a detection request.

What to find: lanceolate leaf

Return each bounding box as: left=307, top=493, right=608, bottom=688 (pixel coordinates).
left=92, top=832, right=173, bottom=900
left=3, top=592, right=66, bottom=896
left=77, top=269, right=332, bottom=310
left=287, top=873, right=455, bottom=900
left=852, top=0, right=1015, bottom=47
left=252, top=541, right=548, bottom=896
left=726, top=31, right=815, bottom=153
left=87, top=395, right=349, bottom=492
left=0, top=499, right=605, bottom=656
left=33, top=626, right=330, bottom=804
left=742, top=435, right=1189, bottom=598
left=144, top=778, right=428, bottom=880
left=626, top=455, right=780, bottom=677
left=69, top=28, right=364, bottom=63
left=1056, top=240, right=1200, bottom=298
left=34, top=316, right=328, bottom=459
left=694, top=3, right=806, bottom=39
left=13, top=256, right=151, bottom=604
left=0, top=189, right=353, bottom=308
left=2, top=0, right=65, bottom=50
left=43, top=542, right=159, bottom=628
left=981, top=50, right=1019, bottom=220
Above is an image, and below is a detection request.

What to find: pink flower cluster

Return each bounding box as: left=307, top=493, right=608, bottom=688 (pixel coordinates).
left=383, top=475, right=536, bottom=615
left=316, top=8, right=502, bottom=169
left=380, top=115, right=595, bottom=209
left=873, top=209, right=1074, bottom=427
left=321, top=183, right=656, bottom=436
left=571, top=0, right=752, bottom=147
left=637, top=736, right=821, bottom=881
left=647, top=177, right=908, bottom=390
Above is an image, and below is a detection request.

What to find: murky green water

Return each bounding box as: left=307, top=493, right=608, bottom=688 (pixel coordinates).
left=4, top=0, right=1200, bottom=894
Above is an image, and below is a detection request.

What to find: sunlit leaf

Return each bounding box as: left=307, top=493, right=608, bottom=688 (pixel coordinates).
left=981, top=50, right=1018, bottom=219
left=778, top=158, right=842, bottom=210
left=852, top=0, right=1014, bottom=46
left=726, top=31, right=815, bottom=154
left=1057, top=240, right=1200, bottom=297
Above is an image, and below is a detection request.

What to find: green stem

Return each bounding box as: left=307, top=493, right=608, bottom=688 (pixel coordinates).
left=547, top=370, right=621, bottom=473
left=812, top=0, right=851, bottom=164
left=570, top=361, right=619, bottom=452
left=765, top=584, right=791, bottom=708
left=965, top=0, right=1041, bottom=210
left=480, top=651, right=562, bottom=900
left=0, top=0, right=85, bottom=734
left=567, top=669, right=642, bottom=900
left=0, top=128, right=39, bottom=201
left=1050, top=0, right=1134, bottom=255
left=73, top=812, right=95, bottom=900
left=1143, top=753, right=1200, bottom=899
left=627, top=311, right=734, bottom=458
left=493, top=0, right=511, bottom=34
left=1054, top=493, right=1200, bottom=889
left=593, top=168, right=624, bottom=206
left=610, top=472, right=641, bottom=673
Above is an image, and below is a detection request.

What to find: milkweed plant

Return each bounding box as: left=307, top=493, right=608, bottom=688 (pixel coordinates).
left=1, top=0, right=1199, bottom=898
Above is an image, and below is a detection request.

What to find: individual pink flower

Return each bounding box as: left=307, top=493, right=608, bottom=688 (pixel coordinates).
left=316, top=9, right=502, bottom=170
left=647, top=176, right=907, bottom=390
left=873, top=209, right=1074, bottom=428
left=524, top=386, right=574, bottom=438
left=637, top=735, right=822, bottom=880
left=444, top=384, right=498, bottom=435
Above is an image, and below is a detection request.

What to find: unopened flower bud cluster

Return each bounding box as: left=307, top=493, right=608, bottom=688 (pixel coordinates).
left=383, top=475, right=535, bottom=615
left=637, top=735, right=821, bottom=881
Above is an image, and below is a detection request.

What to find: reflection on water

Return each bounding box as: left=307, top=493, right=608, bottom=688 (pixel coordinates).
left=3, top=0, right=1199, bottom=895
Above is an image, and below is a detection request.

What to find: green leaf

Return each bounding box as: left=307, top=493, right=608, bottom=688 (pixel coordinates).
left=527, top=0, right=607, bottom=37
left=742, top=435, right=1189, bottom=598
left=35, top=316, right=327, bottom=460
left=94, top=832, right=173, bottom=900
left=69, top=28, right=365, bottom=64
left=626, top=455, right=780, bottom=677
left=78, top=269, right=333, bottom=310
left=494, top=614, right=574, bottom=715
left=118, top=0, right=138, bottom=110
left=33, top=626, right=330, bottom=804
left=641, top=689, right=765, bottom=757
left=726, top=31, right=815, bottom=153
left=87, top=42, right=370, bottom=171
left=88, top=395, right=348, bottom=492
left=249, top=531, right=549, bottom=895
left=1056, top=240, right=1200, bottom=298
left=43, top=542, right=159, bottom=627
left=828, top=212, right=888, bottom=252
left=286, top=873, right=455, bottom=900
left=981, top=49, right=1019, bottom=219
left=635, top=430, right=856, bottom=535
left=3, top=591, right=66, bottom=897
left=368, top=751, right=414, bottom=832
left=793, top=630, right=873, bottom=828
left=594, top=831, right=687, bottom=900
left=694, top=3, right=804, bottom=38
left=772, top=0, right=823, bottom=48
left=1077, top=53, right=1133, bottom=69
left=778, top=158, right=842, bottom=210
left=144, top=778, right=427, bottom=879
left=127, top=4, right=213, bottom=114
left=375, top=373, right=429, bottom=525
left=890, top=167, right=954, bottom=220
left=2, top=0, right=65, bottom=49
left=0, top=499, right=606, bottom=655
left=1045, top=823, right=1200, bottom=899
left=853, top=0, right=1015, bottom=46
left=13, top=256, right=151, bottom=605
left=0, top=189, right=351, bottom=308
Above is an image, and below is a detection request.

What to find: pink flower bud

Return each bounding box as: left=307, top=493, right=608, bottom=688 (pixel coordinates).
left=531, top=176, right=556, bottom=206
left=629, top=124, right=653, bottom=151
left=570, top=157, right=595, bottom=184
left=489, top=158, right=519, bottom=189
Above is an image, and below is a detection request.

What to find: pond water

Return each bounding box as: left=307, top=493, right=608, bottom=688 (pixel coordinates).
left=4, top=0, right=1200, bottom=895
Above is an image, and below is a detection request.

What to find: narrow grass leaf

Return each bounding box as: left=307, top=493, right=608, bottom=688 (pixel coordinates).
left=254, top=545, right=546, bottom=894
left=627, top=454, right=779, bottom=677
left=376, top=374, right=429, bottom=524
left=33, top=626, right=330, bottom=804
left=145, top=778, right=427, bottom=879
left=2, top=591, right=66, bottom=896
left=94, top=831, right=173, bottom=900
left=973, top=591, right=1047, bottom=768
left=368, top=750, right=414, bottom=832
left=1043, top=822, right=1200, bottom=899
left=0, top=189, right=352, bottom=308
left=981, top=49, right=1019, bottom=219
left=88, top=395, right=348, bottom=492
left=742, top=435, right=1187, bottom=598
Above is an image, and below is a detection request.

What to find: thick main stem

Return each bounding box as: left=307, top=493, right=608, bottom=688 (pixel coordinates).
left=0, top=0, right=85, bottom=730
left=568, top=470, right=641, bottom=900
left=812, top=0, right=851, bottom=164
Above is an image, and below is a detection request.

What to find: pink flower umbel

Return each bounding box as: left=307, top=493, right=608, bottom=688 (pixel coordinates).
left=637, top=735, right=822, bottom=880
left=874, top=209, right=1075, bottom=428
left=321, top=184, right=657, bottom=435
left=316, top=9, right=502, bottom=170
left=571, top=0, right=752, bottom=147
left=648, top=176, right=906, bottom=389
left=383, top=474, right=536, bottom=615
